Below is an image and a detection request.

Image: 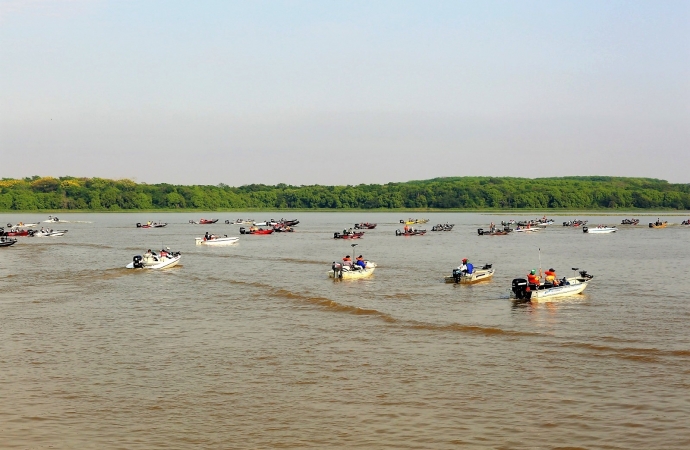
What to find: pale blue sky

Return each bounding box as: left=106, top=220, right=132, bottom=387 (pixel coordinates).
left=1, top=0, right=688, bottom=184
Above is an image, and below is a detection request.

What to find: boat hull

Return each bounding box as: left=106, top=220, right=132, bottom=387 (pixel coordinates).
left=195, top=237, right=239, bottom=246
left=126, top=255, right=181, bottom=269
left=445, top=268, right=495, bottom=284
left=583, top=227, right=617, bottom=233
left=329, top=266, right=376, bottom=280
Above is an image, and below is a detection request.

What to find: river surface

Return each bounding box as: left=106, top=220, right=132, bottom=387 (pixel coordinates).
left=1, top=212, right=689, bottom=449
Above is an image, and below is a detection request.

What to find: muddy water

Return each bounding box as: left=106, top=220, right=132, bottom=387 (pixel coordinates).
left=1, top=212, right=689, bottom=449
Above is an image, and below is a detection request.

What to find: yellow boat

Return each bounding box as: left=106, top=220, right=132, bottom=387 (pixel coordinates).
left=400, top=218, right=429, bottom=225
left=649, top=221, right=668, bottom=228
left=329, top=261, right=377, bottom=280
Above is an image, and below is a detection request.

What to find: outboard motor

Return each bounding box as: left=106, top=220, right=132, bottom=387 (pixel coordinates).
left=132, top=255, right=144, bottom=269
left=503, top=226, right=512, bottom=232
left=482, top=263, right=492, bottom=270
left=239, top=227, right=246, bottom=234
left=333, top=232, right=341, bottom=239
left=477, top=228, right=484, bottom=235
left=332, top=262, right=343, bottom=279
left=136, top=222, right=142, bottom=228
left=511, top=278, right=532, bottom=301
left=582, top=226, right=588, bottom=233
left=452, top=268, right=462, bottom=283
left=578, top=270, right=593, bottom=280
left=224, top=220, right=230, bottom=224
left=395, top=229, right=402, bottom=236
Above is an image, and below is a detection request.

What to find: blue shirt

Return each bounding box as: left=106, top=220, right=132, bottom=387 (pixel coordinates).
left=466, top=263, right=474, bottom=274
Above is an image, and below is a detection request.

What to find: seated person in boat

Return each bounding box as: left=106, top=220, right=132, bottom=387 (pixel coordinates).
left=544, top=268, right=559, bottom=286
left=527, top=269, right=541, bottom=288
left=355, top=255, right=367, bottom=269
left=342, top=255, right=353, bottom=267
left=465, top=260, right=474, bottom=275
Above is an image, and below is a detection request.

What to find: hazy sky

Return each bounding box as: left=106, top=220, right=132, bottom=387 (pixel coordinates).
left=1, top=0, right=688, bottom=185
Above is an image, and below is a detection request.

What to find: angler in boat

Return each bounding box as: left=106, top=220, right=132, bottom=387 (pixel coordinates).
left=126, top=248, right=181, bottom=269
left=329, top=254, right=376, bottom=280
left=511, top=268, right=594, bottom=302
left=445, top=259, right=495, bottom=284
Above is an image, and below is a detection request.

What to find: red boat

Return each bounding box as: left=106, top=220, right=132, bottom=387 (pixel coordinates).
left=334, top=231, right=364, bottom=239
left=198, top=219, right=219, bottom=225
left=239, top=227, right=274, bottom=235
left=3, top=229, right=31, bottom=237
left=354, top=222, right=377, bottom=229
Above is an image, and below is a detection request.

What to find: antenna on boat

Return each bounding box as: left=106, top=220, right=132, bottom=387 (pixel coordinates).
left=538, top=247, right=542, bottom=278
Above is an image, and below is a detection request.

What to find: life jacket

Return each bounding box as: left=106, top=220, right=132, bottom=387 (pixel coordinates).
left=527, top=274, right=540, bottom=285
left=466, top=263, right=474, bottom=274
left=544, top=270, right=556, bottom=282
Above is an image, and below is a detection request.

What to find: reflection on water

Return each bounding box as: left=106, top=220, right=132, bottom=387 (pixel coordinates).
left=1, top=212, right=689, bottom=449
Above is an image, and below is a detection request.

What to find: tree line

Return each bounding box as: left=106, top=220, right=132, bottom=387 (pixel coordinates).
left=1, top=176, right=689, bottom=211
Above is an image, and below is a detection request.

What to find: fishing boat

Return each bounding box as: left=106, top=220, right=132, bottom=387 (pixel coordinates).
left=2, top=229, right=32, bottom=237
left=239, top=227, right=274, bottom=235
left=432, top=224, right=454, bottom=231
left=226, top=219, right=254, bottom=224
left=400, top=218, right=429, bottom=225
left=0, top=237, right=17, bottom=247
left=682, top=220, right=690, bottom=226
left=334, top=231, right=364, bottom=239
left=354, top=222, right=377, bottom=229
left=195, top=235, right=239, bottom=246
left=478, top=227, right=511, bottom=236
left=621, top=219, right=640, bottom=225
left=515, top=226, right=540, bottom=233
left=395, top=229, right=427, bottom=236
left=8, top=222, right=38, bottom=227
left=444, top=264, right=494, bottom=284
left=43, top=215, right=67, bottom=223
left=649, top=221, right=668, bottom=228
left=583, top=226, right=617, bottom=234
left=137, top=221, right=167, bottom=228
left=511, top=269, right=594, bottom=302
left=126, top=251, right=181, bottom=269
left=329, top=261, right=376, bottom=280
left=32, top=230, right=68, bottom=237
left=199, top=219, right=219, bottom=224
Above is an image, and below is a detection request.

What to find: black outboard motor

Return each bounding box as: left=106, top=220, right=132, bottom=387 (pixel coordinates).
left=477, top=228, right=484, bottom=235
left=512, top=278, right=532, bottom=301
left=578, top=270, right=593, bottom=280
left=132, top=255, right=144, bottom=269
left=582, top=226, right=588, bottom=233
left=395, top=229, right=402, bottom=236
left=225, top=220, right=230, bottom=224
left=136, top=222, right=142, bottom=228
left=239, top=227, right=246, bottom=234
left=333, top=232, right=341, bottom=239
left=482, top=263, right=492, bottom=270
left=452, top=268, right=462, bottom=283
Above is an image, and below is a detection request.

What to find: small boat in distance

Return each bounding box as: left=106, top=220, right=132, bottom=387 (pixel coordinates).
left=334, top=231, right=364, bottom=239
left=395, top=228, right=427, bottom=236
left=621, top=219, right=640, bottom=225
left=354, top=222, right=377, bottom=229
left=239, top=227, right=274, bottom=235
left=195, top=235, right=239, bottom=246
left=400, top=218, right=429, bottom=225
left=649, top=221, right=668, bottom=228
left=432, top=224, right=454, bottom=231
left=583, top=226, right=617, bottom=234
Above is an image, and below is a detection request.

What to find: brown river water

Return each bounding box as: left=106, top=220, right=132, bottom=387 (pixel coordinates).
left=1, top=212, right=689, bottom=449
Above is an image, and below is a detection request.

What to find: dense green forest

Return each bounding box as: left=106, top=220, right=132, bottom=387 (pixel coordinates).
left=1, top=176, right=689, bottom=211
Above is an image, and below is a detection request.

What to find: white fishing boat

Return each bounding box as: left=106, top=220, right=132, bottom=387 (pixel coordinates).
left=515, top=227, right=540, bottom=233
left=195, top=235, right=239, bottom=246
left=43, top=215, right=68, bottom=223
left=583, top=226, right=617, bottom=234
left=329, top=261, right=377, bottom=280
left=445, top=264, right=494, bottom=284
left=32, top=230, right=68, bottom=237
left=511, top=269, right=593, bottom=302
left=126, top=252, right=181, bottom=269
